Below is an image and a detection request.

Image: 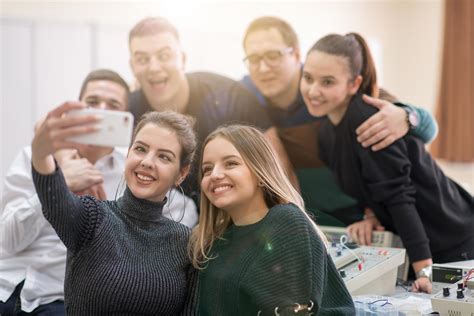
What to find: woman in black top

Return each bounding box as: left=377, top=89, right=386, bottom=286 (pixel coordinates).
left=299, top=32, right=473, bottom=293
left=31, top=105, right=197, bottom=315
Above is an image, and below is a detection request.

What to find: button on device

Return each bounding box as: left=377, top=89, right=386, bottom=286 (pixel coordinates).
left=456, top=289, right=464, bottom=299
left=340, top=270, right=346, bottom=278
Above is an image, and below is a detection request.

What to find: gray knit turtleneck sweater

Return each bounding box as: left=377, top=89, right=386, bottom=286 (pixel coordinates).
left=32, top=166, right=196, bottom=315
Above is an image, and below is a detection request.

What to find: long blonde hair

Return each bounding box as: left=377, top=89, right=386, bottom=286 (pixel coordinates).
left=189, top=124, right=327, bottom=269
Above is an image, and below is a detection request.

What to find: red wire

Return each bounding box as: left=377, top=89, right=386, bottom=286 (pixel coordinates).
left=463, top=269, right=474, bottom=287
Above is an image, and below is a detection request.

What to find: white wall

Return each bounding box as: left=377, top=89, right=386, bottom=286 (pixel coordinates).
left=0, top=0, right=444, bottom=196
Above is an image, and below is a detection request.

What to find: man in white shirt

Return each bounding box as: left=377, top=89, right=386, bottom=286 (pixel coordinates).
left=0, top=69, right=197, bottom=315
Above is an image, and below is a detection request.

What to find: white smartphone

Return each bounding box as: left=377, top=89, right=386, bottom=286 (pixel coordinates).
left=66, top=108, right=134, bottom=147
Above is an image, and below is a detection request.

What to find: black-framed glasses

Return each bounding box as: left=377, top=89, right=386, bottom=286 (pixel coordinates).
left=243, top=47, right=294, bottom=69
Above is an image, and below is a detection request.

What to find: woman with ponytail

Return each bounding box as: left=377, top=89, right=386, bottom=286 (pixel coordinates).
left=300, top=33, right=473, bottom=293
left=190, top=124, right=354, bottom=315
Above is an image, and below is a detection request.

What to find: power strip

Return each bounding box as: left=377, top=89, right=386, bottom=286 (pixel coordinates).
left=431, top=281, right=474, bottom=316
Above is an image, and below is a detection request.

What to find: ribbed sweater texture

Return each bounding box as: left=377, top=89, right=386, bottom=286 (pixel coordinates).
left=32, top=167, right=196, bottom=315
left=198, top=203, right=355, bottom=316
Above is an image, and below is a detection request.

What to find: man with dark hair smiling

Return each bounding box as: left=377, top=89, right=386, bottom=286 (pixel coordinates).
left=128, top=17, right=297, bottom=204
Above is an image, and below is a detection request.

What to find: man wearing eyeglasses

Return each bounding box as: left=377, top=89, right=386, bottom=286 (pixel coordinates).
left=240, top=16, right=438, bottom=224
left=127, top=17, right=298, bottom=206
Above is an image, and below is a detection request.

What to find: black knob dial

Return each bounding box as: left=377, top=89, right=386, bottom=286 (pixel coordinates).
left=442, top=287, right=450, bottom=297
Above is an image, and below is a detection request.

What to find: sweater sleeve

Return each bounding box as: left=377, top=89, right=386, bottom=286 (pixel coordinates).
left=397, top=103, right=438, bottom=144
left=180, top=264, right=198, bottom=316
left=32, top=164, right=104, bottom=254
left=355, top=138, right=432, bottom=261
left=243, top=205, right=352, bottom=315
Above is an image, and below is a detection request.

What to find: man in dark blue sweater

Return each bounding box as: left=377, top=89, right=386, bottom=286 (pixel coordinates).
left=127, top=17, right=297, bottom=205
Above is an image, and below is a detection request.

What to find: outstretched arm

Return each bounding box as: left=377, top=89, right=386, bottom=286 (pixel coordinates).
left=356, top=95, right=438, bottom=151
left=31, top=101, right=104, bottom=253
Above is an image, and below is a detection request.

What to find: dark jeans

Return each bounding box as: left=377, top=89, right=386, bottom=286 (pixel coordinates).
left=0, top=281, right=65, bottom=316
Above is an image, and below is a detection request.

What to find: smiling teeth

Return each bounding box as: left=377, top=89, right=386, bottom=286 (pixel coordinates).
left=137, top=174, right=154, bottom=181
left=214, top=186, right=231, bottom=193
left=150, top=79, right=166, bottom=84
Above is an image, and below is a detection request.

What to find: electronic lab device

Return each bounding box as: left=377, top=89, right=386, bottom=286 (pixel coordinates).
left=431, top=279, right=474, bottom=316
left=429, top=260, right=474, bottom=315
left=321, top=225, right=409, bottom=281
left=320, top=225, right=403, bottom=248
left=327, top=237, right=406, bottom=296
left=431, top=260, right=474, bottom=293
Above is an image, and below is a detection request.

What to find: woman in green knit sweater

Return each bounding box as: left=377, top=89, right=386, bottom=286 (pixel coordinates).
left=190, top=125, right=354, bottom=315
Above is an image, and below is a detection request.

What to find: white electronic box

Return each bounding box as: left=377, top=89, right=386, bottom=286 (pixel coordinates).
left=321, top=225, right=409, bottom=281
left=327, top=242, right=406, bottom=296
left=430, top=260, right=474, bottom=316
left=431, top=280, right=474, bottom=316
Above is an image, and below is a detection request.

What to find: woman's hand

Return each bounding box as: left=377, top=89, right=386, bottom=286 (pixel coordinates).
left=356, top=94, right=409, bottom=151
left=31, top=102, right=100, bottom=174
left=346, top=208, right=385, bottom=245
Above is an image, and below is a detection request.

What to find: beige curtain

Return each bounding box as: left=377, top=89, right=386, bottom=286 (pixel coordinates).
left=431, top=0, right=473, bottom=162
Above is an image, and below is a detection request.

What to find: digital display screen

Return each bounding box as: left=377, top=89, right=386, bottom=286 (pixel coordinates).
left=432, top=267, right=463, bottom=283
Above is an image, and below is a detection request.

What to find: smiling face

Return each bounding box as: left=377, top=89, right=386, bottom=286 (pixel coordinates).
left=300, top=50, right=362, bottom=125
left=125, top=123, right=187, bottom=202
left=129, top=32, right=188, bottom=111
left=201, top=136, right=267, bottom=221
left=81, top=80, right=128, bottom=111
left=244, top=28, right=300, bottom=106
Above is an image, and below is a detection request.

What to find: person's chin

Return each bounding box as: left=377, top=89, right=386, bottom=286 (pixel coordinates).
left=307, top=108, right=327, bottom=118
left=210, top=197, right=232, bottom=211
left=129, top=185, right=149, bottom=200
